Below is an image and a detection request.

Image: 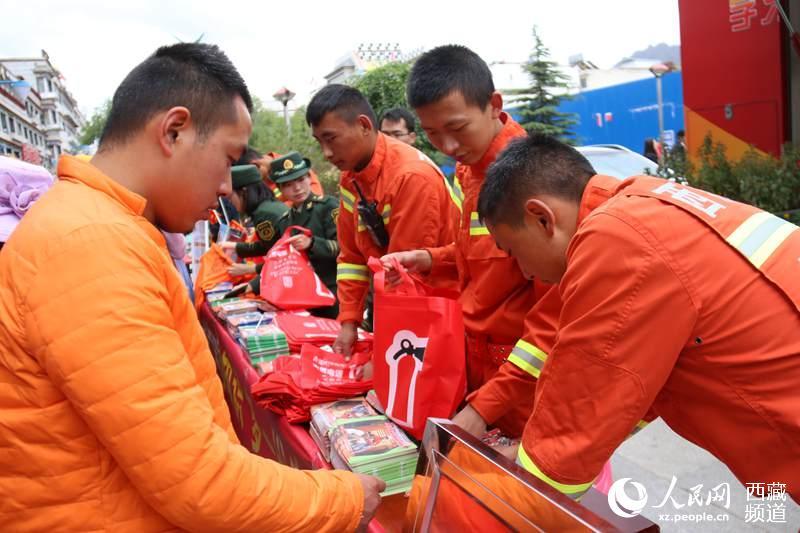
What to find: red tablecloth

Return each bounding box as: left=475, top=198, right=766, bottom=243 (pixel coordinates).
left=200, top=303, right=329, bottom=469
left=200, top=304, right=404, bottom=532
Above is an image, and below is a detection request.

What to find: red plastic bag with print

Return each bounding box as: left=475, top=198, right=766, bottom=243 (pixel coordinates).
left=260, top=226, right=336, bottom=310
left=368, top=257, right=466, bottom=439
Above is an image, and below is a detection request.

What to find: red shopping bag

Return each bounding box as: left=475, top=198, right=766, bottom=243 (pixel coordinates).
left=368, top=257, right=466, bottom=439
left=299, top=344, right=372, bottom=389
left=260, top=226, right=336, bottom=310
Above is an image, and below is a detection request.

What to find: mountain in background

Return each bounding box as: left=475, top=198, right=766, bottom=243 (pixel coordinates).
left=616, top=43, right=682, bottom=67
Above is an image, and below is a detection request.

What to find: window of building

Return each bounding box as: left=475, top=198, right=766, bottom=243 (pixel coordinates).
left=51, top=110, right=57, bottom=124
left=37, top=77, right=45, bottom=93
left=47, top=78, right=53, bottom=92
left=0, top=113, right=7, bottom=132
left=9, top=117, right=15, bottom=134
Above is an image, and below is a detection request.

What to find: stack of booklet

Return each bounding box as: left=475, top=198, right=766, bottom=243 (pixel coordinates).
left=321, top=404, right=418, bottom=496
left=310, top=398, right=377, bottom=461
left=237, top=323, right=290, bottom=364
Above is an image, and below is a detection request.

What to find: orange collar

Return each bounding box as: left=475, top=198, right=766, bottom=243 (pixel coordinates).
left=347, top=133, right=387, bottom=187
left=468, top=112, right=526, bottom=181
left=57, top=155, right=165, bottom=247
left=577, top=174, right=626, bottom=224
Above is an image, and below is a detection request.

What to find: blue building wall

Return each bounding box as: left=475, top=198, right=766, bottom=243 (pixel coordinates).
left=508, top=71, right=684, bottom=152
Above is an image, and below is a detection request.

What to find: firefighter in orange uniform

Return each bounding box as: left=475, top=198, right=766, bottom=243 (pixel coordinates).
left=306, top=84, right=461, bottom=355
left=382, top=45, right=550, bottom=437
left=478, top=134, right=800, bottom=502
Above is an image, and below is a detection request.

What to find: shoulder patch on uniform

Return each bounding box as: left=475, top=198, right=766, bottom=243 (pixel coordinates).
left=331, top=207, right=340, bottom=224
left=256, top=220, right=276, bottom=241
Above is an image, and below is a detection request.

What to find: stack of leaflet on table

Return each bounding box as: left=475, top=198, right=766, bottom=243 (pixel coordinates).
left=329, top=415, right=418, bottom=496
left=225, top=311, right=270, bottom=338
left=238, top=323, right=289, bottom=364
left=309, top=398, right=377, bottom=462
left=215, top=299, right=261, bottom=320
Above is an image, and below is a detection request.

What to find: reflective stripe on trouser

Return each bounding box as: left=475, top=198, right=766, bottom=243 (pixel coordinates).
left=469, top=212, right=490, bottom=236
left=725, top=211, right=799, bottom=268
left=337, top=263, right=369, bottom=282
left=516, top=446, right=593, bottom=501
left=508, top=339, right=547, bottom=378
left=340, top=187, right=356, bottom=213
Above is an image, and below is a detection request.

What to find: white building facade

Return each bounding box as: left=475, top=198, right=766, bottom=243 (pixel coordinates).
left=0, top=50, right=84, bottom=169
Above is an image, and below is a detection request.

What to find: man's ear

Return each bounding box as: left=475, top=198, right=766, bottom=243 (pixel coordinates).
left=488, top=91, right=504, bottom=120
left=156, top=106, right=192, bottom=157
left=358, top=114, right=374, bottom=134
left=523, top=198, right=557, bottom=237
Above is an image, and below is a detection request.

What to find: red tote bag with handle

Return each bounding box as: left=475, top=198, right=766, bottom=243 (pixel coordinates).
left=260, top=226, right=336, bottom=310
left=368, top=257, right=466, bottom=439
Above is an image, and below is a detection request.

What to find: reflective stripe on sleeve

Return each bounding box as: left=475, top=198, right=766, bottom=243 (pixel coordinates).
left=340, top=187, right=356, bottom=213
left=508, top=339, right=547, bottom=378
left=516, top=446, right=593, bottom=500
left=469, top=212, right=490, bottom=236
left=336, top=263, right=369, bottom=282
left=726, top=212, right=799, bottom=268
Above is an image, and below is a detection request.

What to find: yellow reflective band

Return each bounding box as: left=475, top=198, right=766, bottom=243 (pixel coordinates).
left=453, top=177, right=464, bottom=202
left=340, top=187, right=356, bottom=203
left=382, top=204, right=391, bottom=224
left=629, top=419, right=649, bottom=437
left=516, top=446, right=593, bottom=500
left=508, top=340, right=547, bottom=378
left=749, top=223, right=797, bottom=268
left=469, top=211, right=490, bottom=236
left=726, top=212, right=799, bottom=268
left=337, top=263, right=369, bottom=282
left=273, top=187, right=282, bottom=199
left=443, top=177, right=463, bottom=212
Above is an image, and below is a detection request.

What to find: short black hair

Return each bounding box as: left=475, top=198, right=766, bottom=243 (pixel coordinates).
left=478, top=134, right=596, bottom=227
left=407, top=45, right=494, bottom=110
left=235, top=146, right=263, bottom=166
left=306, top=84, right=377, bottom=128
left=99, top=43, right=252, bottom=149
left=677, top=130, right=685, bottom=138
left=379, top=107, right=416, bottom=132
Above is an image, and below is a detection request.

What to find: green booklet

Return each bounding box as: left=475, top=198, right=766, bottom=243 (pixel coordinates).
left=330, top=416, right=417, bottom=469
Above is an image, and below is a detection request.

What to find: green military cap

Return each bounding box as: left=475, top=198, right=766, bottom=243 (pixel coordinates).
left=231, top=164, right=262, bottom=189
left=269, top=151, right=312, bottom=185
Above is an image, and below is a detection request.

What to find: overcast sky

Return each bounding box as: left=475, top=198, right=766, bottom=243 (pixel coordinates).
left=2, top=0, right=681, bottom=117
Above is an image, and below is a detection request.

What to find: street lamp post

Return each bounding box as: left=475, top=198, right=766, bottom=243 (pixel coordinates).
left=272, top=87, right=295, bottom=136
left=649, top=63, right=672, bottom=152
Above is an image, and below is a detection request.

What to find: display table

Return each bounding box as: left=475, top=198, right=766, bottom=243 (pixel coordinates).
left=199, top=303, right=405, bottom=532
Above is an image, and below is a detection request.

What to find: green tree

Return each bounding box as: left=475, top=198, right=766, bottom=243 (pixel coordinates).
left=78, top=100, right=111, bottom=146
left=515, top=26, right=577, bottom=140
left=350, top=61, right=443, bottom=166
left=248, top=97, right=339, bottom=195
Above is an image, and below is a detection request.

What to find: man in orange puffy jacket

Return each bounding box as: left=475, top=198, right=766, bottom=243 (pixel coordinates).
left=306, top=84, right=461, bottom=355
left=382, top=45, right=554, bottom=437
left=0, top=43, right=383, bottom=532
left=478, top=134, right=800, bottom=502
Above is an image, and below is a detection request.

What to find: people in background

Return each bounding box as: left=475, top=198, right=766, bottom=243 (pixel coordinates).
left=379, top=107, right=417, bottom=146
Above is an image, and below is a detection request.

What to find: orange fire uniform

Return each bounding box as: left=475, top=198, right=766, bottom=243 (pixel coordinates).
left=515, top=175, right=800, bottom=502
left=466, top=175, right=624, bottom=435
left=426, top=113, right=551, bottom=436
left=336, top=133, right=461, bottom=324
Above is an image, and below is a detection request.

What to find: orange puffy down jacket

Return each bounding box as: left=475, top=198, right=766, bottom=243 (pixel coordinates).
left=0, top=156, right=363, bottom=532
